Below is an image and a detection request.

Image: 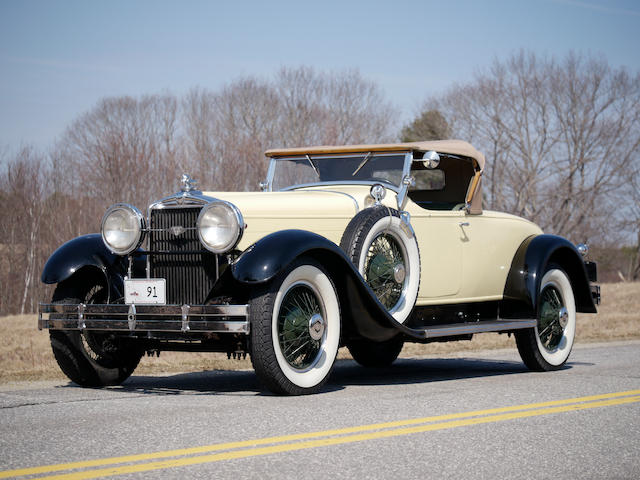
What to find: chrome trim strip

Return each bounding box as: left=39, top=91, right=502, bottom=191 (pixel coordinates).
left=181, top=304, right=190, bottom=332
left=40, top=303, right=249, bottom=316
left=270, top=152, right=407, bottom=160
left=420, top=319, right=537, bottom=338
left=78, top=303, right=86, bottom=330
left=304, top=189, right=360, bottom=213
left=128, top=304, right=136, bottom=330
left=280, top=180, right=401, bottom=194
left=265, top=157, right=276, bottom=192
left=397, top=152, right=413, bottom=210
left=39, top=303, right=250, bottom=334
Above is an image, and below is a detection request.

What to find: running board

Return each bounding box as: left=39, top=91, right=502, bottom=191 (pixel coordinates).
left=416, top=319, right=536, bottom=339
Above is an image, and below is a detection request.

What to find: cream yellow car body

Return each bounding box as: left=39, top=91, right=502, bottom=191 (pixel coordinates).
left=204, top=185, right=542, bottom=305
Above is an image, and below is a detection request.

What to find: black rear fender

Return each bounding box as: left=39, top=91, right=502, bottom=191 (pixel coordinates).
left=502, top=234, right=596, bottom=318
left=231, top=229, right=408, bottom=341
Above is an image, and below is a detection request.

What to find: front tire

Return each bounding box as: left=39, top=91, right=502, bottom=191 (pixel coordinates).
left=515, top=267, right=576, bottom=371
left=249, top=258, right=341, bottom=395
left=49, top=274, right=143, bottom=387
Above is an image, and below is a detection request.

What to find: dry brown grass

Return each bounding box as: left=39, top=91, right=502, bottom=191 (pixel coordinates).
left=2, top=282, right=638, bottom=383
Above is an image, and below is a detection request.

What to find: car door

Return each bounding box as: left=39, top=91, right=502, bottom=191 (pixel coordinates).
left=408, top=209, right=466, bottom=299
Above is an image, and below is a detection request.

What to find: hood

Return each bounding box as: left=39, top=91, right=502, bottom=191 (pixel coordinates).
left=202, top=190, right=361, bottom=250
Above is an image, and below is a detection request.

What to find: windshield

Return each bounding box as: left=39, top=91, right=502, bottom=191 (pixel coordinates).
left=271, top=153, right=407, bottom=191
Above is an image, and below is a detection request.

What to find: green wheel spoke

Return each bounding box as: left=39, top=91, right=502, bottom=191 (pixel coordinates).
left=538, top=285, right=566, bottom=351
left=278, top=284, right=324, bottom=370
left=364, top=233, right=405, bottom=310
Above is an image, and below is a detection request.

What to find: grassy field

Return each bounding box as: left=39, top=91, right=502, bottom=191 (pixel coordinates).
left=1, top=283, right=638, bottom=383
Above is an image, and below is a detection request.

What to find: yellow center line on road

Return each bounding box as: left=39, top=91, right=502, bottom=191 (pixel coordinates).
left=2, top=389, right=639, bottom=479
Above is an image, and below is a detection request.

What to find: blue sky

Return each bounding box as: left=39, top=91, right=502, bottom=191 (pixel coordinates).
left=1, top=0, right=639, bottom=150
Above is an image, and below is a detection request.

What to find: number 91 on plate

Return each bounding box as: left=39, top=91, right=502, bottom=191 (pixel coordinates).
left=124, top=279, right=166, bottom=305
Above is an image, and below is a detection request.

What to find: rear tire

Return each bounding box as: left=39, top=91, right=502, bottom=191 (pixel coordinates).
left=515, top=266, right=576, bottom=371
left=49, top=274, right=143, bottom=387
left=347, top=336, right=404, bottom=368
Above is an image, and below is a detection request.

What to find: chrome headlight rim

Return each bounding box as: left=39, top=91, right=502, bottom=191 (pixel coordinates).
left=101, top=203, right=145, bottom=256
left=197, top=200, right=244, bottom=254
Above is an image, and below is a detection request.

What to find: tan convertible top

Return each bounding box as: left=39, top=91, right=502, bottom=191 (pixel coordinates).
left=265, top=139, right=485, bottom=172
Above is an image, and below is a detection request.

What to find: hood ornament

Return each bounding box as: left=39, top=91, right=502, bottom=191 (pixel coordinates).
left=180, top=174, right=197, bottom=192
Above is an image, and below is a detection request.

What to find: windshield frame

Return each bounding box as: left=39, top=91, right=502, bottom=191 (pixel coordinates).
left=265, top=151, right=413, bottom=195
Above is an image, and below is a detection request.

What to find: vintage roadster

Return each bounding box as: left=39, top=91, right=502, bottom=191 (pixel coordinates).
left=38, top=140, right=600, bottom=395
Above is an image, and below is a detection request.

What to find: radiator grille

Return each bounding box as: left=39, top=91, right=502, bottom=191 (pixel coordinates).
left=149, top=207, right=218, bottom=305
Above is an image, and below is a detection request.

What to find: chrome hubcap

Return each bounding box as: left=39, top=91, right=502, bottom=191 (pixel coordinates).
left=308, top=313, right=325, bottom=341
left=538, top=284, right=566, bottom=351
left=393, top=264, right=406, bottom=284
left=558, top=306, right=569, bottom=328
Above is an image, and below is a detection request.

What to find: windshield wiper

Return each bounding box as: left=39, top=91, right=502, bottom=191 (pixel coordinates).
left=351, top=152, right=373, bottom=176
left=306, top=155, right=320, bottom=178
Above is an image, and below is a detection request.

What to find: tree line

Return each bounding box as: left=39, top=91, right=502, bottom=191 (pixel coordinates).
left=1, top=53, right=639, bottom=315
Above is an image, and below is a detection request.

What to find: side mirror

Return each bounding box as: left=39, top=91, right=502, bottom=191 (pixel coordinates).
left=423, top=151, right=440, bottom=169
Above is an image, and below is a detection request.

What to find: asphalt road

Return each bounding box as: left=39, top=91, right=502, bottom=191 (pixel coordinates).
left=1, top=341, right=639, bottom=480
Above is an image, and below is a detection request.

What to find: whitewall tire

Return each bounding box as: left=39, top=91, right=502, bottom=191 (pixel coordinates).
left=249, top=258, right=340, bottom=395
left=516, top=267, right=576, bottom=370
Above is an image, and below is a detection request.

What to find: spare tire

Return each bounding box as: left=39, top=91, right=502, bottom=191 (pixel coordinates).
left=340, top=206, right=420, bottom=323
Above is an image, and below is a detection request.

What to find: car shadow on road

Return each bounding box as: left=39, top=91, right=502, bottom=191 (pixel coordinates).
left=330, top=356, right=537, bottom=388
left=110, top=369, right=263, bottom=396
left=91, top=355, right=572, bottom=397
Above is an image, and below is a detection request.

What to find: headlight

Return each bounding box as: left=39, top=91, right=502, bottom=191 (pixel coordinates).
left=197, top=201, right=244, bottom=254
left=101, top=204, right=145, bottom=255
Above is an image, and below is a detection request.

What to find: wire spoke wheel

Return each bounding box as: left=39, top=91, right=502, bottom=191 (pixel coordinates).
left=250, top=258, right=340, bottom=394
left=79, top=284, right=120, bottom=366
left=49, top=274, right=143, bottom=387
left=364, top=233, right=406, bottom=310
left=277, top=284, right=324, bottom=370
left=515, top=267, right=576, bottom=371
left=538, top=284, right=566, bottom=351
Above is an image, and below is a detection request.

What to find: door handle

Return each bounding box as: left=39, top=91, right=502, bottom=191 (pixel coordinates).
left=459, top=222, right=470, bottom=227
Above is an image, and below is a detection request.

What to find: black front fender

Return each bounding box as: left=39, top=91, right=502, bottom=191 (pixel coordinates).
left=41, top=234, right=129, bottom=302
left=231, top=230, right=418, bottom=341
left=502, top=234, right=596, bottom=318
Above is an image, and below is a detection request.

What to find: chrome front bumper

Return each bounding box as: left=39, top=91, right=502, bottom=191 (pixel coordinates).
left=38, top=303, right=249, bottom=334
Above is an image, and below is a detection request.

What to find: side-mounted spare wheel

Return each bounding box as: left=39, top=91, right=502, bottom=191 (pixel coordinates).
left=515, top=265, right=577, bottom=371
left=49, top=273, right=143, bottom=387
left=249, top=257, right=341, bottom=395
left=340, top=206, right=420, bottom=324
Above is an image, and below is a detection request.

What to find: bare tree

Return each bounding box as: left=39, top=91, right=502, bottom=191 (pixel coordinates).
left=60, top=94, right=182, bottom=207
left=426, top=51, right=640, bottom=244
left=182, top=67, right=398, bottom=191
left=0, top=147, right=48, bottom=314
left=322, top=69, right=397, bottom=145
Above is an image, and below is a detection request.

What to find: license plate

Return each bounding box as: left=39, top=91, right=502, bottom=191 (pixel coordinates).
left=124, top=279, right=166, bottom=305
